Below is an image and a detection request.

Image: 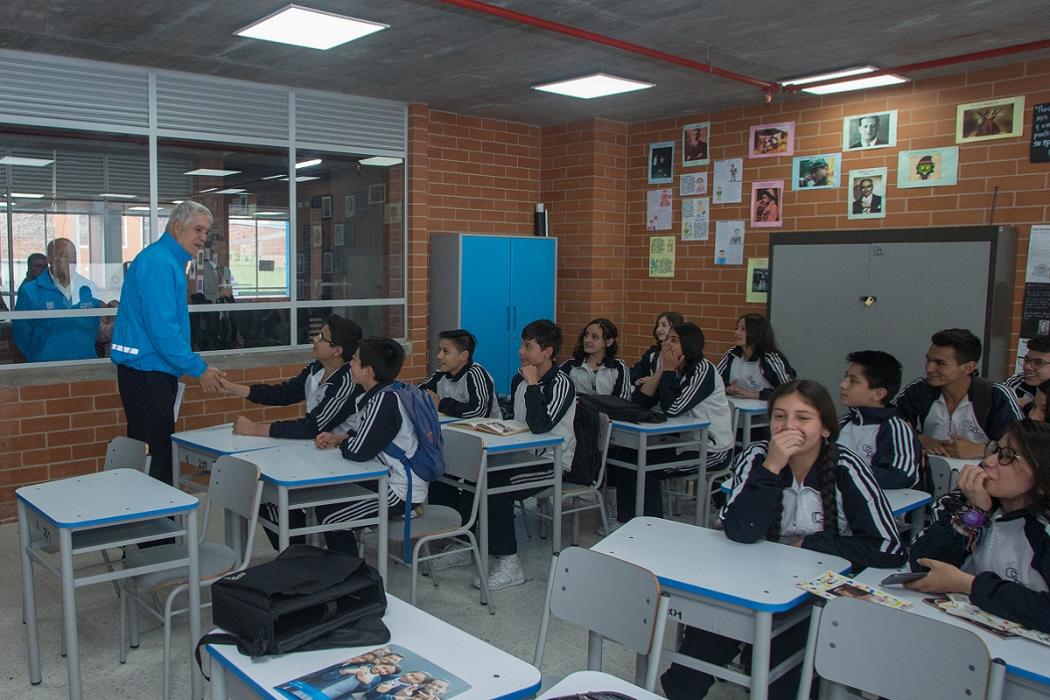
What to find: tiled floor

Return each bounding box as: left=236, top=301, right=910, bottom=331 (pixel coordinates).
left=1, top=493, right=747, bottom=699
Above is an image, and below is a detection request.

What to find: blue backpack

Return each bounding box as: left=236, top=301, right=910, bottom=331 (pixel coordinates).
left=379, top=382, right=445, bottom=561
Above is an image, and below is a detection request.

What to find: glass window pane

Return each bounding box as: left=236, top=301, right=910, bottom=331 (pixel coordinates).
left=296, top=305, right=404, bottom=345
left=189, top=305, right=291, bottom=351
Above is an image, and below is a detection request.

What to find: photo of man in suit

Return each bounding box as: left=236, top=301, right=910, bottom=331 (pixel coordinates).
left=851, top=177, right=883, bottom=214
left=851, top=115, right=882, bottom=148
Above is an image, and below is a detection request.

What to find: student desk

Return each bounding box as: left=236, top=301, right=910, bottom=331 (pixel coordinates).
left=539, top=670, right=662, bottom=699
left=205, top=595, right=542, bottom=699
left=605, top=416, right=711, bottom=525
left=843, top=567, right=1050, bottom=699
left=171, top=423, right=286, bottom=489
left=17, top=469, right=202, bottom=700
left=928, top=454, right=970, bottom=497
left=240, top=442, right=390, bottom=580
left=884, top=488, right=932, bottom=543
left=728, top=396, right=768, bottom=448
left=438, top=412, right=458, bottom=425
left=592, top=517, right=850, bottom=700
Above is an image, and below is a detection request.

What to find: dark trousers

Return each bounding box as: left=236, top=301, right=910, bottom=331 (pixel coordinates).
left=311, top=481, right=407, bottom=557
left=117, top=364, right=177, bottom=486
left=612, top=446, right=700, bottom=521
left=661, top=619, right=811, bottom=700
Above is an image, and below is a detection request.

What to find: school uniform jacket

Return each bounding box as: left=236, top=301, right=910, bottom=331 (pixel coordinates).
left=1003, top=372, right=1036, bottom=413
left=340, top=381, right=426, bottom=504
left=837, top=406, right=923, bottom=489
left=13, top=269, right=102, bottom=362
left=722, top=441, right=906, bottom=570
left=630, top=344, right=661, bottom=383
left=510, top=365, right=576, bottom=472
left=631, top=357, right=734, bottom=453
left=910, top=491, right=1050, bottom=633
left=419, top=360, right=500, bottom=418
left=895, top=376, right=1022, bottom=442
left=247, top=361, right=362, bottom=439
left=716, top=346, right=796, bottom=400
left=559, top=354, right=632, bottom=400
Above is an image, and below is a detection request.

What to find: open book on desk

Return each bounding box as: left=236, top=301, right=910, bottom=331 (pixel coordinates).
left=452, top=418, right=531, bottom=436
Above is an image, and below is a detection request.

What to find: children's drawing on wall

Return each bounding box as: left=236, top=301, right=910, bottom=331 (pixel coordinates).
left=713, top=158, right=743, bottom=204
left=843, top=110, right=898, bottom=151
left=897, top=147, right=959, bottom=188
left=649, top=236, right=676, bottom=278
left=681, top=122, right=710, bottom=166
left=648, top=141, right=675, bottom=184
left=847, top=167, right=888, bottom=220
left=748, top=122, right=794, bottom=158
left=681, top=197, right=710, bottom=241
left=680, top=172, right=707, bottom=196
left=792, top=153, right=841, bottom=190
left=715, top=220, right=745, bottom=265
left=750, top=180, right=783, bottom=228
left=646, top=188, right=673, bottom=231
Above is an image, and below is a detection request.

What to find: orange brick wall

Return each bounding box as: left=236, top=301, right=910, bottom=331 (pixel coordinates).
left=619, top=59, right=1050, bottom=366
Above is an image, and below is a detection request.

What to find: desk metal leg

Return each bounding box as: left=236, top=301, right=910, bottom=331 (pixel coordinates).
left=187, top=512, right=203, bottom=700
left=59, top=528, right=82, bottom=700
left=552, top=446, right=562, bottom=554
left=210, top=657, right=227, bottom=700
left=694, top=429, right=709, bottom=526
left=795, top=604, right=822, bottom=700
left=478, top=455, right=490, bottom=602
left=742, top=414, right=753, bottom=448
left=635, top=433, right=647, bottom=520
left=908, top=507, right=925, bottom=544
left=18, top=501, right=42, bottom=685
left=172, top=443, right=181, bottom=488
left=277, top=486, right=290, bottom=551
left=377, top=476, right=389, bottom=583
left=749, top=611, right=773, bottom=700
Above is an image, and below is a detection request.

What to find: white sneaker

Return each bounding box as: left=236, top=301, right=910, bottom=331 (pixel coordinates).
left=428, top=544, right=473, bottom=571
left=596, top=520, right=623, bottom=537
left=472, top=555, right=525, bottom=591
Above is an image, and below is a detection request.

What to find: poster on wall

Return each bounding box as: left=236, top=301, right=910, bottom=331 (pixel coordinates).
left=843, top=110, right=898, bottom=151
left=680, top=172, right=707, bottom=196
left=714, top=220, right=745, bottom=265
left=681, top=197, right=710, bottom=241
left=746, top=257, right=769, bottom=304
left=1020, top=225, right=1050, bottom=387
left=897, top=147, right=959, bottom=188
left=648, top=141, right=675, bottom=184
left=649, top=236, right=676, bottom=278
left=749, top=122, right=794, bottom=158
left=646, top=188, right=673, bottom=231
left=682, top=122, right=710, bottom=166
left=957, top=96, right=1025, bottom=143
left=1031, top=103, right=1050, bottom=163
left=792, top=153, right=840, bottom=190
left=750, top=180, right=783, bottom=228
left=713, top=158, right=743, bottom=203
left=846, top=167, right=887, bottom=220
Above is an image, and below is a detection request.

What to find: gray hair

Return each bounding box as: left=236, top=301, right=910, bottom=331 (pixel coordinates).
left=166, top=201, right=213, bottom=233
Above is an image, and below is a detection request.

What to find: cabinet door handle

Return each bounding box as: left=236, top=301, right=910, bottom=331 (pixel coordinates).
left=506, top=306, right=511, bottom=330
left=859, top=296, right=877, bottom=306
left=512, top=306, right=518, bottom=330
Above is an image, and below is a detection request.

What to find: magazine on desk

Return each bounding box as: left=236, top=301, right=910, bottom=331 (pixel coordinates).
left=452, top=418, right=530, bottom=436
left=798, top=571, right=912, bottom=609
left=275, top=644, right=471, bottom=699
left=924, top=595, right=1050, bottom=647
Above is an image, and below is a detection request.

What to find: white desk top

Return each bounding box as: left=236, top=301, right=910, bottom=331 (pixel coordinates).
left=206, top=595, right=542, bottom=699
left=171, top=423, right=287, bottom=455
left=853, top=567, right=1050, bottom=687
left=16, top=468, right=198, bottom=528
left=437, top=412, right=458, bottom=425
left=610, top=414, right=711, bottom=434
left=442, top=424, right=563, bottom=454
left=539, top=671, right=662, bottom=699
left=593, top=517, right=850, bottom=612
left=242, top=443, right=388, bottom=487
left=728, top=397, right=768, bottom=414
left=885, top=488, right=932, bottom=516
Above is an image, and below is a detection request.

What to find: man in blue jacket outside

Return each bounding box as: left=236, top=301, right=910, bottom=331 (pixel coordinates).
left=111, top=201, right=225, bottom=486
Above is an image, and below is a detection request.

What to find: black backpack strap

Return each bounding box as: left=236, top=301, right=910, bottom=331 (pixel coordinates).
left=194, top=632, right=247, bottom=681
left=969, top=377, right=995, bottom=432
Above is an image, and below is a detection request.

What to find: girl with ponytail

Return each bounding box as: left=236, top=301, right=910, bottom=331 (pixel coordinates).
left=661, top=379, right=905, bottom=700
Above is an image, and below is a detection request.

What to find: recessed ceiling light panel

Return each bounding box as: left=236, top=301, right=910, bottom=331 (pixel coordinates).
left=0, top=156, right=55, bottom=167
left=184, top=168, right=242, bottom=177
left=359, top=156, right=403, bottom=167
left=533, top=73, right=654, bottom=99
left=235, top=5, right=388, bottom=50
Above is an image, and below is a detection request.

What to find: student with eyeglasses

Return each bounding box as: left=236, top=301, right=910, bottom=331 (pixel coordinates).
left=1003, top=335, right=1050, bottom=414
left=906, top=419, right=1050, bottom=634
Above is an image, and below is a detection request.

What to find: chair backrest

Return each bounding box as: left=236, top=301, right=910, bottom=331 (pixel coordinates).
left=589, top=412, right=613, bottom=488
left=438, top=428, right=486, bottom=529
left=208, top=456, right=264, bottom=567
left=927, top=456, right=959, bottom=498
left=815, top=597, right=1001, bottom=699
left=104, top=436, right=151, bottom=473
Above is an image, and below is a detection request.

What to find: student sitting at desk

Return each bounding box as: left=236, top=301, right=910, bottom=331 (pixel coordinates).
left=1029, top=379, right=1050, bottom=423
left=219, top=315, right=364, bottom=437
left=1003, top=334, right=1050, bottom=413
left=661, top=379, right=904, bottom=700
left=717, top=313, right=796, bottom=400
left=316, top=338, right=427, bottom=557
left=419, top=328, right=500, bottom=418
left=613, top=321, right=734, bottom=523
left=559, top=317, right=632, bottom=399
left=896, top=328, right=1021, bottom=459
left=838, top=350, right=924, bottom=489
left=907, top=418, right=1050, bottom=634
left=629, top=310, right=683, bottom=385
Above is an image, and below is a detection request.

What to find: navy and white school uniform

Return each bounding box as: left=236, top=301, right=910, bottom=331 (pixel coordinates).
left=314, top=381, right=425, bottom=557
left=630, top=343, right=661, bottom=384
left=716, top=346, right=796, bottom=400
left=418, top=359, right=500, bottom=418
left=248, top=360, right=363, bottom=438
left=911, top=491, right=1050, bottom=633
left=895, top=376, right=1022, bottom=444
left=837, top=406, right=924, bottom=489
left=662, top=441, right=906, bottom=700
left=614, top=357, right=734, bottom=521
left=1003, top=372, right=1037, bottom=413
left=559, top=354, right=632, bottom=400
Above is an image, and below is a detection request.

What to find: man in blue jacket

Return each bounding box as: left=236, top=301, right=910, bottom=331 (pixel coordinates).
left=111, top=201, right=225, bottom=486
left=13, top=238, right=103, bottom=362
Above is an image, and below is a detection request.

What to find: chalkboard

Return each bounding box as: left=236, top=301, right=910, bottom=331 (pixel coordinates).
left=1031, top=102, right=1050, bottom=164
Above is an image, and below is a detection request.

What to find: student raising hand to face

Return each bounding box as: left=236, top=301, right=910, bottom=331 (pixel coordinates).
left=956, top=462, right=994, bottom=511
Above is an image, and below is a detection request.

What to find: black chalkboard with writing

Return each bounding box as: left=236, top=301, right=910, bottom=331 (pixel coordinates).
left=1031, top=102, right=1050, bottom=163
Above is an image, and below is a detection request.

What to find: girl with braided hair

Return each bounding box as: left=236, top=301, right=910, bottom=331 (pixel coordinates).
left=661, top=379, right=904, bottom=700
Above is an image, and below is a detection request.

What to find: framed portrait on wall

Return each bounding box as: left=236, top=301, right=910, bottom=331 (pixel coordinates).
left=842, top=111, right=897, bottom=151
left=344, top=194, right=356, bottom=218
left=750, top=180, right=784, bottom=228
left=369, top=183, right=387, bottom=204
left=847, top=167, right=888, bottom=220
left=792, top=153, right=841, bottom=190
left=648, top=141, right=675, bottom=184
left=956, top=96, right=1025, bottom=143
left=749, top=122, right=794, bottom=158
left=321, top=195, right=332, bottom=219
left=681, top=122, right=710, bottom=166
left=333, top=224, right=344, bottom=247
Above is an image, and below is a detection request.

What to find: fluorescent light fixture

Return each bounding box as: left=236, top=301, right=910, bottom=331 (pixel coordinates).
left=99, top=193, right=136, bottom=198
left=128, top=206, right=152, bottom=211
left=278, top=176, right=320, bottom=182
left=780, top=66, right=907, bottom=94
left=216, top=188, right=247, bottom=194
left=359, top=156, right=402, bottom=167
left=235, top=5, right=387, bottom=50
left=0, top=156, right=55, bottom=167
left=262, top=174, right=285, bottom=180
left=184, top=168, right=241, bottom=177
left=12, top=192, right=45, bottom=199
left=533, top=73, right=653, bottom=99
left=198, top=187, right=219, bottom=194
left=171, top=200, right=186, bottom=204
left=254, top=211, right=285, bottom=216
left=295, top=159, right=323, bottom=169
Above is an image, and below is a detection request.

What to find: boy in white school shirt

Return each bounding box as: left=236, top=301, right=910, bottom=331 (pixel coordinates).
left=1003, top=334, right=1050, bottom=414
left=418, top=328, right=501, bottom=419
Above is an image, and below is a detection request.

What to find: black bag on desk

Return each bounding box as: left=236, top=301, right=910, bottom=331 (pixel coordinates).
left=579, top=394, right=667, bottom=424
left=195, top=545, right=389, bottom=672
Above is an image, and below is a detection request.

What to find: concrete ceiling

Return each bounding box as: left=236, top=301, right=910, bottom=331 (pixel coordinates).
left=0, top=0, right=1046, bottom=126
